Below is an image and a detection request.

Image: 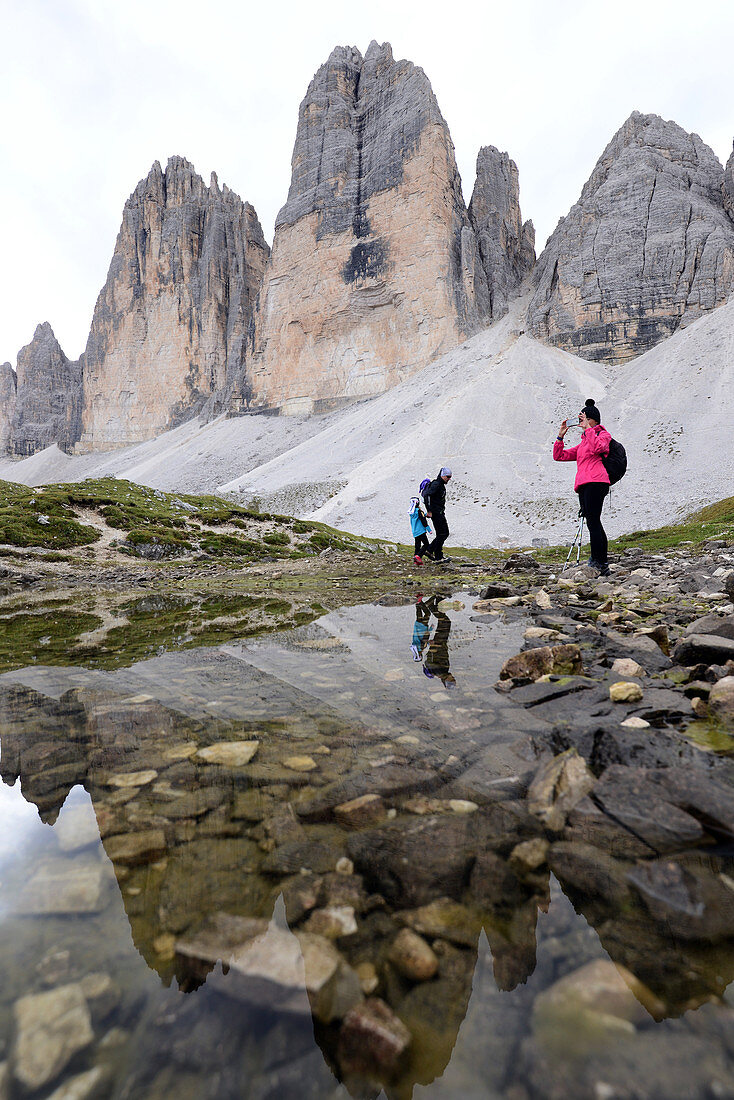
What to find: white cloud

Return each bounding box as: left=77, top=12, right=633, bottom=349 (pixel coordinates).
left=1, top=0, right=732, bottom=362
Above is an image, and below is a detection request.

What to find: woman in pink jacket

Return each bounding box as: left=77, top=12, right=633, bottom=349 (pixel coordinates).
left=553, top=398, right=611, bottom=576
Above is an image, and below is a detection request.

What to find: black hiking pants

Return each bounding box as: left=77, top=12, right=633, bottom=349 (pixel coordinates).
left=428, top=512, right=449, bottom=560
left=414, top=533, right=430, bottom=556
left=577, top=482, right=609, bottom=564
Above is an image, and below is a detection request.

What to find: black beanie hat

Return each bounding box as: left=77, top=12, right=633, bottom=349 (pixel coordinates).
left=582, top=398, right=601, bottom=422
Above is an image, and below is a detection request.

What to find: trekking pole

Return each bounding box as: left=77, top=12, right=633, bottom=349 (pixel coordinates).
left=562, top=510, right=585, bottom=572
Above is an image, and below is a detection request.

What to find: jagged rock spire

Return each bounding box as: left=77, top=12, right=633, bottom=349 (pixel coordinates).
left=79, top=157, right=269, bottom=450
left=10, top=324, right=82, bottom=456
left=468, top=146, right=535, bottom=322
left=0, top=361, right=16, bottom=453
left=244, top=42, right=490, bottom=414
left=528, top=111, right=734, bottom=363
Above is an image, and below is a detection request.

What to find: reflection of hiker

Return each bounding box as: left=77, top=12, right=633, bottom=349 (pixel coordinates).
left=410, top=594, right=431, bottom=660
left=422, top=594, right=456, bottom=687
left=423, top=467, right=452, bottom=562
left=409, top=483, right=432, bottom=565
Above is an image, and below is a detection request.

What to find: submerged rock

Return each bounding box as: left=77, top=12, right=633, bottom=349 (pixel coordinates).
left=387, top=928, right=439, bottom=981
left=527, top=749, right=595, bottom=832
left=12, top=984, right=94, bottom=1091
left=338, top=997, right=411, bottom=1076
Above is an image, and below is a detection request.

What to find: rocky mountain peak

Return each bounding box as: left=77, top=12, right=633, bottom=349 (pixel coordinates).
left=468, top=146, right=535, bottom=321
left=79, top=157, right=269, bottom=450
left=528, top=112, right=734, bottom=363
left=11, top=323, right=82, bottom=456
left=245, top=42, right=491, bottom=414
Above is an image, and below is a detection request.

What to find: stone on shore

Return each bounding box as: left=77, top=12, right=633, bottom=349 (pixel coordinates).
left=609, top=681, right=644, bottom=703
left=611, top=658, right=646, bottom=678
left=709, top=676, right=734, bottom=721
left=500, top=644, right=582, bottom=683
left=673, top=634, right=734, bottom=666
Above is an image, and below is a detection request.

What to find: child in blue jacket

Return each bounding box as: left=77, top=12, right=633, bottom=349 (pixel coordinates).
left=409, top=480, right=432, bottom=564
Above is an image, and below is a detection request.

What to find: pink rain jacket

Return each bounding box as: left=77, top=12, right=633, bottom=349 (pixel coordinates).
left=553, top=425, right=611, bottom=492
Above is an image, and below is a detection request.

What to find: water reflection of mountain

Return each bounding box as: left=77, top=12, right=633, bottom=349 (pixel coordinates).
left=1, top=606, right=734, bottom=1098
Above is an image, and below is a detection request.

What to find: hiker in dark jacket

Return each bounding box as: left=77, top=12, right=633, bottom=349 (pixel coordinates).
left=424, top=467, right=452, bottom=561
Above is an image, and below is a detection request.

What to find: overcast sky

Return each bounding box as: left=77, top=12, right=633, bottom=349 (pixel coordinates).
left=2, top=0, right=733, bottom=365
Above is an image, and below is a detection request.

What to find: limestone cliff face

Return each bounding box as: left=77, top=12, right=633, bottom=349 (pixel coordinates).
left=468, top=146, right=535, bottom=322
left=10, top=324, right=82, bottom=456
left=244, top=41, right=489, bottom=414
left=79, top=157, right=269, bottom=449
left=528, top=112, right=734, bottom=363
left=0, top=362, right=16, bottom=453
left=723, top=143, right=734, bottom=222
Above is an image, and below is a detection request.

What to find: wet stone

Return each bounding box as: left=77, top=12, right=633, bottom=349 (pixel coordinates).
left=396, top=898, right=481, bottom=948
left=338, top=997, right=411, bottom=1076
left=334, top=794, right=387, bottom=828
left=106, top=769, right=158, bottom=787
left=527, top=749, right=595, bottom=832
left=260, top=840, right=342, bottom=876
left=194, top=741, right=259, bottom=766
left=627, top=859, right=734, bottom=941
left=548, top=841, right=632, bottom=905
left=592, top=766, right=705, bottom=853
left=609, top=680, right=644, bottom=703
left=387, top=928, right=439, bottom=981
left=105, top=829, right=167, bottom=865
left=500, top=644, right=582, bottom=683
left=12, top=984, right=94, bottom=1091
left=158, top=787, right=226, bottom=819
left=303, top=906, right=358, bottom=939
left=283, top=756, right=318, bottom=772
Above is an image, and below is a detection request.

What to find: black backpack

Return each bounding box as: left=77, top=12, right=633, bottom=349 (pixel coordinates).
left=603, top=438, right=627, bottom=485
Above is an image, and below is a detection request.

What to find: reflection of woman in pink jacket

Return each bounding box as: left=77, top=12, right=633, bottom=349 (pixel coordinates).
left=553, top=398, right=611, bottom=576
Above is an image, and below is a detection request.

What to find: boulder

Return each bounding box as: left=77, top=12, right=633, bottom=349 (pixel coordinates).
left=673, top=634, right=734, bottom=666
left=548, top=841, right=632, bottom=905
left=500, top=644, right=582, bottom=683
left=104, top=829, right=167, bottom=865
left=709, top=676, right=734, bottom=721
left=611, top=657, right=646, bottom=678
left=627, top=859, right=734, bottom=941
left=591, top=766, right=705, bottom=853
left=684, top=613, right=734, bottom=639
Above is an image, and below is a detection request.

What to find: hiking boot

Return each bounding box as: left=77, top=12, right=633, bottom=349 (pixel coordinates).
left=413, top=554, right=422, bottom=565
left=597, top=562, right=611, bottom=577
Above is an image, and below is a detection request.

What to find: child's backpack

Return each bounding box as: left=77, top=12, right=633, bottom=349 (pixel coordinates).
left=603, top=438, right=627, bottom=485
left=419, top=478, right=431, bottom=495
